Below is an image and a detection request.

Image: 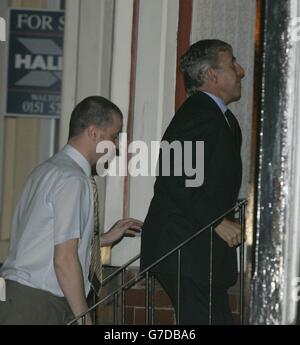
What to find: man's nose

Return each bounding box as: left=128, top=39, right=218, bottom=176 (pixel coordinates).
left=115, top=139, right=120, bottom=151
left=237, top=63, right=245, bottom=79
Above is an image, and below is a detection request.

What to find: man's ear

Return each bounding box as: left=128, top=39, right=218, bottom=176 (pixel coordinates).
left=206, top=67, right=218, bottom=84
left=87, top=125, right=102, bottom=142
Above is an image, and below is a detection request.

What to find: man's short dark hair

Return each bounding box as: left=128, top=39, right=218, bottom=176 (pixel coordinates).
left=180, top=39, right=232, bottom=96
left=68, top=96, right=123, bottom=139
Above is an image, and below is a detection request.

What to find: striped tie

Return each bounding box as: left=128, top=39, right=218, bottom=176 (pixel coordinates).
left=89, top=176, right=102, bottom=296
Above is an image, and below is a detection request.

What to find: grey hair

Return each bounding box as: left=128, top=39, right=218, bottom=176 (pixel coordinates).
left=180, top=39, right=232, bottom=96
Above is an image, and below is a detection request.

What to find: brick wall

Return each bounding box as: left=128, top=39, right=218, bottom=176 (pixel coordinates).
left=124, top=269, right=240, bottom=325
left=97, top=267, right=240, bottom=325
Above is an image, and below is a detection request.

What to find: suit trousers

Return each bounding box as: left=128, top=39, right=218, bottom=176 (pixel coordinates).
left=0, top=279, right=74, bottom=325
left=155, top=272, right=234, bottom=325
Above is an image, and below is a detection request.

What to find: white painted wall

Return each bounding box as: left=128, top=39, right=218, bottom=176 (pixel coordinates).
left=59, top=0, right=80, bottom=147
left=38, top=0, right=61, bottom=164
left=104, top=0, right=134, bottom=245
left=59, top=0, right=115, bottom=244
left=110, top=0, right=179, bottom=267
left=60, top=0, right=115, bottom=147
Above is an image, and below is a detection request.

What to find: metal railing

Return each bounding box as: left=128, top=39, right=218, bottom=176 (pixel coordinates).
left=68, top=199, right=247, bottom=325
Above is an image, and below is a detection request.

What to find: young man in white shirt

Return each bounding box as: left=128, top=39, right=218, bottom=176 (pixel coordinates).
left=0, top=96, right=142, bottom=325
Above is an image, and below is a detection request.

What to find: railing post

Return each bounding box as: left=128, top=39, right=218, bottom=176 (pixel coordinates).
left=145, top=271, right=150, bottom=324
left=177, top=249, right=181, bottom=324
left=114, top=293, right=118, bottom=325
left=151, top=275, right=155, bottom=325
left=239, top=203, right=246, bottom=325
left=146, top=273, right=154, bottom=325
left=121, top=269, right=125, bottom=325
left=209, top=225, right=213, bottom=325
left=92, top=292, right=96, bottom=324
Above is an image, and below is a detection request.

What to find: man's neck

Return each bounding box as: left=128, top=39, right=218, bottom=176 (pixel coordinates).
left=200, top=90, right=228, bottom=114
left=199, top=87, right=226, bottom=103
left=68, top=139, right=93, bottom=166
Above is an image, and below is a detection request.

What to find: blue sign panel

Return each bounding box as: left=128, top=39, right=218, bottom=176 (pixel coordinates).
left=6, top=9, right=64, bottom=118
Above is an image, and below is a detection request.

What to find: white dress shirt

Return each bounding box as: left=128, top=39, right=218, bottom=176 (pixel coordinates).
left=0, top=145, right=94, bottom=297
left=202, top=91, right=228, bottom=114
left=202, top=91, right=232, bottom=128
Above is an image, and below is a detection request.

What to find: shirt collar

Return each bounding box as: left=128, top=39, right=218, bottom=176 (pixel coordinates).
left=62, top=144, right=92, bottom=177
left=202, top=91, right=228, bottom=114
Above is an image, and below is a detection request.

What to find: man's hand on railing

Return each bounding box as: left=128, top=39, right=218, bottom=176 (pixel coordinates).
left=215, top=218, right=245, bottom=247
left=101, top=218, right=143, bottom=246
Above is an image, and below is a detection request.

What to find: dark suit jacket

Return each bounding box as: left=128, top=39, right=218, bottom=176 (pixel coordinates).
left=140, top=91, right=242, bottom=288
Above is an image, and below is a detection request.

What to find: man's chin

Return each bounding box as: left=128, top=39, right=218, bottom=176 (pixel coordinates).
left=234, top=89, right=242, bottom=101
left=228, top=94, right=241, bottom=104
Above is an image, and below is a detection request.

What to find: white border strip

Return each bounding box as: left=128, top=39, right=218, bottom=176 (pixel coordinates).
left=283, top=0, right=300, bottom=324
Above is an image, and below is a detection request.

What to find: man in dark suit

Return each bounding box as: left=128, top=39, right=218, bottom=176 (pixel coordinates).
left=140, top=39, right=245, bottom=325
